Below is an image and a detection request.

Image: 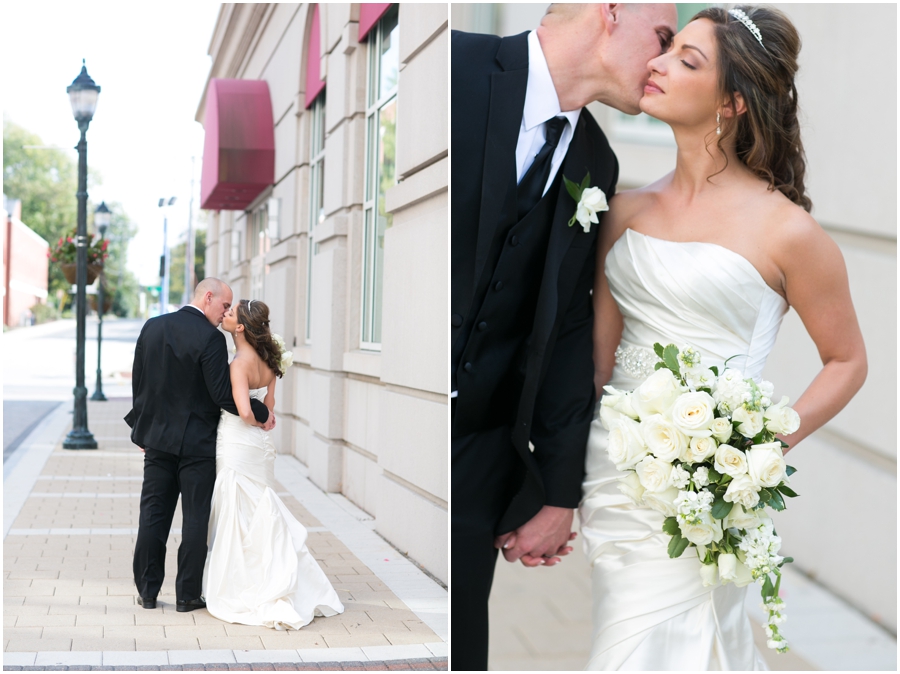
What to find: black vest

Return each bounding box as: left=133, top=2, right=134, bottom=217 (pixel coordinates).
left=452, top=170, right=563, bottom=432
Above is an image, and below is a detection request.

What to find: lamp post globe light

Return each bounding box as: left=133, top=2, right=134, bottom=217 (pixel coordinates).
left=91, top=201, right=111, bottom=402
left=63, top=60, right=100, bottom=450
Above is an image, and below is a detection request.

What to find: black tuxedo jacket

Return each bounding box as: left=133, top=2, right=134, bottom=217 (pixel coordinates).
left=124, top=307, right=268, bottom=458
left=451, top=30, right=619, bottom=532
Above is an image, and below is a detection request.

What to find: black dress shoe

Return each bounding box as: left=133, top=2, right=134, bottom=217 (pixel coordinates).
left=176, top=597, right=207, bottom=612
left=137, top=596, right=157, bottom=609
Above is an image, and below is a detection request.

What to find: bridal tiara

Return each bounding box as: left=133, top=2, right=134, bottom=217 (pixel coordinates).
left=728, top=8, right=765, bottom=50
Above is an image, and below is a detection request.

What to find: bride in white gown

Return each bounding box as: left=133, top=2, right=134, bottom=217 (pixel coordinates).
left=203, top=299, right=344, bottom=629
left=580, top=7, right=866, bottom=670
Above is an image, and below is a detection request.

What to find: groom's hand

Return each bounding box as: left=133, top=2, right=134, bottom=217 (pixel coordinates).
left=262, top=412, right=276, bottom=432
left=495, top=506, right=576, bottom=566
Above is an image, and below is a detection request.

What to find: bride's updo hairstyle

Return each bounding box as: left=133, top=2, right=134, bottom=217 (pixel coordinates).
left=235, top=300, right=285, bottom=378
left=693, top=5, right=812, bottom=212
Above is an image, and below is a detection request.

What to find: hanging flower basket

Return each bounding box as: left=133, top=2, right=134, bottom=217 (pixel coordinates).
left=51, top=229, right=108, bottom=285
left=60, top=263, right=102, bottom=285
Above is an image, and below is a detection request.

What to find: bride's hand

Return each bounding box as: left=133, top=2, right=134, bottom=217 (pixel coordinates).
left=495, top=506, right=576, bottom=566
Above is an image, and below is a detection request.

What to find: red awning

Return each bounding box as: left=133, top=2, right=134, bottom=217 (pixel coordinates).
left=200, top=79, right=275, bottom=211
left=359, top=3, right=392, bottom=41
left=305, top=4, right=325, bottom=109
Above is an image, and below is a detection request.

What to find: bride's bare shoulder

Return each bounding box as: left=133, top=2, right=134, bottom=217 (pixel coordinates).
left=603, top=178, right=669, bottom=243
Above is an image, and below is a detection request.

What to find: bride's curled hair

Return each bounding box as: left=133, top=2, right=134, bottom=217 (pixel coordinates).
left=694, top=5, right=812, bottom=212
left=236, top=300, right=285, bottom=378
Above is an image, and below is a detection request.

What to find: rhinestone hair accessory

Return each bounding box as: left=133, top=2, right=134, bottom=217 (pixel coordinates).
left=728, top=8, right=765, bottom=49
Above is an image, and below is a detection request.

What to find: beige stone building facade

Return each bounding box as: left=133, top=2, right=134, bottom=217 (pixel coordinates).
left=453, top=3, right=897, bottom=632
left=197, top=3, right=448, bottom=584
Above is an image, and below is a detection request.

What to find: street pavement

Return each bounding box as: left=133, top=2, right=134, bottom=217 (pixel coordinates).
left=488, top=513, right=896, bottom=671
left=3, top=321, right=448, bottom=671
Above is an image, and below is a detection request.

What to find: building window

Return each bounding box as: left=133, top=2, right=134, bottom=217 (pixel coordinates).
left=361, top=5, right=398, bottom=349
left=230, top=221, right=244, bottom=265
left=307, top=92, right=326, bottom=344
left=248, top=203, right=271, bottom=259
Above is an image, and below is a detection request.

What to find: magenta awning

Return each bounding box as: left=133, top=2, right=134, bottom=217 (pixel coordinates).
left=305, top=5, right=325, bottom=108
left=200, top=79, right=275, bottom=211
left=359, top=3, right=392, bottom=41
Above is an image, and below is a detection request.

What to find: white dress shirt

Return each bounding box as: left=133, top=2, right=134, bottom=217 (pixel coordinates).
left=515, top=30, right=583, bottom=196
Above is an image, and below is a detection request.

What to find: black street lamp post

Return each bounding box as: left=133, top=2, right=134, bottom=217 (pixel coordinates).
left=63, top=60, right=100, bottom=450
left=91, top=201, right=110, bottom=402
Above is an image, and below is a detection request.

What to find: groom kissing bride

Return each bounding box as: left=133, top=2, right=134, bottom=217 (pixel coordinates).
left=452, top=2, right=866, bottom=671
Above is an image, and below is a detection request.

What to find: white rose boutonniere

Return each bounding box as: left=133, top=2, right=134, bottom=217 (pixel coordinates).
left=563, top=172, right=608, bottom=233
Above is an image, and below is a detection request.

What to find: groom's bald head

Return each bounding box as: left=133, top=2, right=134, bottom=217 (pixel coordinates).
left=538, top=3, right=677, bottom=113
left=191, top=277, right=233, bottom=326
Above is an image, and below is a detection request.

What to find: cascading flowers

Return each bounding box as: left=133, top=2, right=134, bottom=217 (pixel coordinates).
left=600, top=343, right=800, bottom=653
left=271, top=333, right=294, bottom=374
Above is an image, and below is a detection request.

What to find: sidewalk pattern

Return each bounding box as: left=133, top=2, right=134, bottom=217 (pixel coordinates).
left=4, top=400, right=447, bottom=670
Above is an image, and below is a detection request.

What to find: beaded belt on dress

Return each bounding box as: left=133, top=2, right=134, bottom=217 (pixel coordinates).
left=614, top=344, right=659, bottom=380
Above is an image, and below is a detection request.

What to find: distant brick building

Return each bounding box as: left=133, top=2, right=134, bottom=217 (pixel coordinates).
left=3, top=196, right=49, bottom=328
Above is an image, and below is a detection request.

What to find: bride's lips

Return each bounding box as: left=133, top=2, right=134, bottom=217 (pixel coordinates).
left=644, top=80, right=664, bottom=94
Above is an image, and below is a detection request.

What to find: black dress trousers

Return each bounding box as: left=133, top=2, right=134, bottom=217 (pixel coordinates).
left=450, top=425, right=524, bottom=672
left=133, top=449, right=216, bottom=601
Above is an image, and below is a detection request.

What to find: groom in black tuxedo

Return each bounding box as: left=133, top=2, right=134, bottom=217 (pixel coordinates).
left=451, top=4, right=677, bottom=669
left=125, top=278, right=272, bottom=611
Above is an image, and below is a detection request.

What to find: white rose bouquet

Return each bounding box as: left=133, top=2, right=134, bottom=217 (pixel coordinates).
left=600, top=343, right=801, bottom=653
left=271, top=333, right=294, bottom=373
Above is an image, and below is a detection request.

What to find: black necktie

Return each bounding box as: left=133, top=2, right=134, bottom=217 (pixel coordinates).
left=517, top=116, right=567, bottom=221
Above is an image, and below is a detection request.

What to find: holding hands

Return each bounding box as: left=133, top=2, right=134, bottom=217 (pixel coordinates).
left=494, top=505, right=577, bottom=567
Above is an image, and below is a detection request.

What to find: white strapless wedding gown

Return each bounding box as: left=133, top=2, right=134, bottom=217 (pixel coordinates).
left=203, top=388, right=344, bottom=629
left=580, top=229, right=789, bottom=670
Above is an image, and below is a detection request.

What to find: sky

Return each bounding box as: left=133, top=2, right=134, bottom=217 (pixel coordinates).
left=3, top=1, right=222, bottom=286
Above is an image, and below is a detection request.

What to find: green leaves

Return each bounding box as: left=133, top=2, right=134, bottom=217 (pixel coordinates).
left=711, top=495, right=732, bottom=519
left=777, top=484, right=799, bottom=498
left=662, top=517, right=680, bottom=536
left=785, top=465, right=797, bottom=477
left=710, top=365, right=719, bottom=377
left=653, top=343, right=665, bottom=359
left=564, top=174, right=582, bottom=203
left=563, top=172, right=592, bottom=227
left=663, top=344, right=681, bottom=377
left=667, top=532, right=690, bottom=558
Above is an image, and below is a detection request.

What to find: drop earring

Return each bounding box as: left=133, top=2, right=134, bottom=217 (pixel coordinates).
left=716, top=112, right=721, bottom=135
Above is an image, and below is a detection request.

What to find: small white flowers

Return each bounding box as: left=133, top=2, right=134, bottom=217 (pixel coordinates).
left=563, top=172, right=608, bottom=233
left=271, top=333, right=294, bottom=372
left=600, top=342, right=799, bottom=654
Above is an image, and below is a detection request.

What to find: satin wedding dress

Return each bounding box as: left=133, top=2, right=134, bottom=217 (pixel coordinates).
left=580, top=229, right=788, bottom=670
left=203, top=388, right=344, bottom=629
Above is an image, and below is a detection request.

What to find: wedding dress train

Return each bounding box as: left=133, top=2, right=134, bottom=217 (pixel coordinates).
left=580, top=229, right=788, bottom=670
left=203, top=388, right=344, bottom=629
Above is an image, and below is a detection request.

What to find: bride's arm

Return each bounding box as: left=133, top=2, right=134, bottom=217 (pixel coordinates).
left=264, top=378, right=276, bottom=416
left=592, top=195, right=631, bottom=398
left=774, top=212, right=867, bottom=451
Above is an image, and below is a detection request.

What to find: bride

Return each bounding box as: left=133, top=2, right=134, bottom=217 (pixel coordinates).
left=581, top=6, right=866, bottom=670
left=202, top=299, right=344, bottom=629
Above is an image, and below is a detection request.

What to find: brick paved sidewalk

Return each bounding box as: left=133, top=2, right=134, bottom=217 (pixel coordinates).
left=4, top=400, right=447, bottom=671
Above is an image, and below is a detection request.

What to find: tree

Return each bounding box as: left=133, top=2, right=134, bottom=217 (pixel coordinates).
left=100, top=203, right=140, bottom=317
left=4, top=118, right=139, bottom=316
left=3, top=118, right=78, bottom=298
left=168, top=228, right=206, bottom=302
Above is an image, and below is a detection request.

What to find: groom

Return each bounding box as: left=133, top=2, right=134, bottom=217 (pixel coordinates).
left=451, top=4, right=677, bottom=669
left=125, top=278, right=274, bottom=611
